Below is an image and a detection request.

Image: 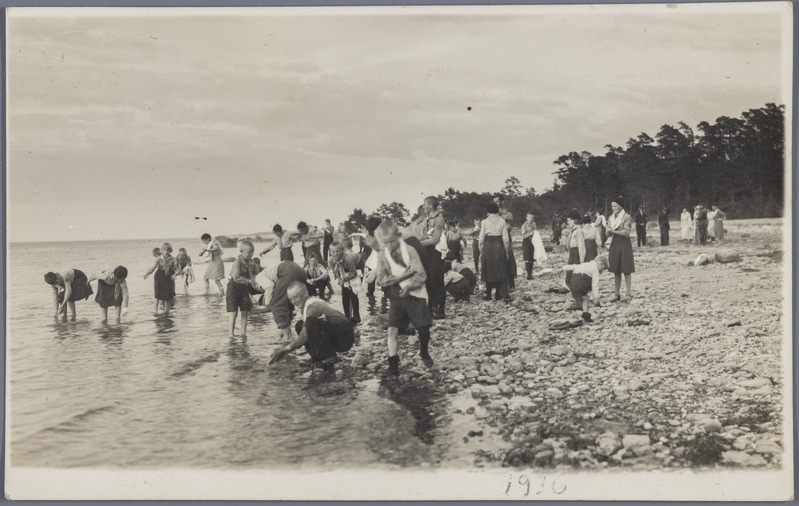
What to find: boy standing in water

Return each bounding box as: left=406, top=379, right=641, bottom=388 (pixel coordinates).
left=227, top=240, right=259, bottom=337
left=334, top=239, right=362, bottom=325
left=375, top=220, right=434, bottom=375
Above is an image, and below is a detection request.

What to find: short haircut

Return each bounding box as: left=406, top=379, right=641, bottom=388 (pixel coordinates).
left=486, top=203, right=499, bottom=214
left=307, top=252, right=320, bottom=262
left=342, top=238, right=353, bottom=250
left=287, top=280, right=308, bottom=297
left=375, top=219, right=399, bottom=243
left=425, top=196, right=439, bottom=209
left=113, top=266, right=128, bottom=279
left=273, top=224, right=283, bottom=233
left=152, top=247, right=161, bottom=256
left=239, top=240, right=254, bottom=252
left=161, top=242, right=173, bottom=254
left=178, top=248, right=187, bottom=254
left=44, top=272, right=58, bottom=285
left=595, top=255, right=609, bottom=271
left=201, top=233, right=212, bottom=241
left=365, top=215, right=383, bottom=233
left=296, top=221, right=308, bottom=230
left=581, top=215, right=592, bottom=225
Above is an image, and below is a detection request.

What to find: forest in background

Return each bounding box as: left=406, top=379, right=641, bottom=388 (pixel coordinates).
left=344, top=103, right=785, bottom=230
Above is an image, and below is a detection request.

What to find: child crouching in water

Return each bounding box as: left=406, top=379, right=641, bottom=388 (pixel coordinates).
left=227, top=240, right=259, bottom=337
left=562, top=254, right=609, bottom=323
left=173, top=248, right=195, bottom=295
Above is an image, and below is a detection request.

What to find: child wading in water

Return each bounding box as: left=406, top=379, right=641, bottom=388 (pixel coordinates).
left=334, top=239, right=362, bottom=325
left=144, top=242, right=179, bottom=316
left=375, top=220, right=434, bottom=375
left=87, top=266, right=129, bottom=323
left=173, top=248, right=195, bottom=295
left=563, top=255, right=609, bottom=323
left=226, top=241, right=259, bottom=337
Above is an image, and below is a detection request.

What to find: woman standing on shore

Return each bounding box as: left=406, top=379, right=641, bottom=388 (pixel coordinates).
left=606, top=196, right=635, bottom=301
left=680, top=208, right=693, bottom=242
left=479, top=203, right=511, bottom=302
left=200, top=233, right=225, bottom=296
left=470, top=218, right=481, bottom=273
left=712, top=205, right=726, bottom=241
left=44, top=269, right=94, bottom=320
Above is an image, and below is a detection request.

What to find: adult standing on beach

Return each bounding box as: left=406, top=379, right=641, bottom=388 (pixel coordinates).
left=470, top=218, right=481, bottom=273
left=479, top=203, right=511, bottom=302
left=44, top=268, right=94, bottom=320
left=495, top=196, right=517, bottom=290
left=658, top=207, right=670, bottom=246
left=322, top=219, right=335, bottom=263
left=594, top=210, right=607, bottom=249
left=87, top=266, right=129, bottom=323
left=520, top=212, right=537, bottom=280
left=635, top=205, right=648, bottom=247
left=200, top=233, right=226, bottom=295
left=297, top=221, right=325, bottom=267
left=695, top=205, right=709, bottom=245
left=420, top=196, right=447, bottom=320
left=707, top=206, right=717, bottom=242
left=680, top=208, right=693, bottom=242
left=606, top=196, right=635, bottom=301
left=712, top=205, right=726, bottom=241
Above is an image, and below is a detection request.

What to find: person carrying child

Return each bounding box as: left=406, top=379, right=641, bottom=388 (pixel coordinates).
left=375, top=220, right=434, bottom=376
left=226, top=240, right=260, bottom=337
left=563, top=255, right=609, bottom=323
left=268, top=281, right=356, bottom=370
left=144, top=242, right=179, bottom=316
left=87, top=266, right=129, bottom=323
left=44, top=268, right=94, bottom=320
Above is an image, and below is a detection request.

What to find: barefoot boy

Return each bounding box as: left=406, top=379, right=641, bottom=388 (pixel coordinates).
left=226, top=240, right=259, bottom=337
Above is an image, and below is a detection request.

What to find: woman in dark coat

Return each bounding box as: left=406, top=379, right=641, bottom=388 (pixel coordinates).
left=478, top=203, right=511, bottom=302
left=606, top=196, right=635, bottom=301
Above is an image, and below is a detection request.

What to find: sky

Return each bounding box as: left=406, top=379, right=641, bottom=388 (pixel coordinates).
left=5, top=4, right=791, bottom=242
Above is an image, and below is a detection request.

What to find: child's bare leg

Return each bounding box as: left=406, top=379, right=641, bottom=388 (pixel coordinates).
left=387, top=327, right=399, bottom=356
left=279, top=326, right=293, bottom=341
left=101, top=307, right=108, bottom=323
left=581, top=295, right=590, bottom=313
left=624, top=273, right=632, bottom=298
left=614, top=273, right=622, bottom=297
left=68, top=301, right=76, bottom=320
left=216, top=280, right=225, bottom=296
left=115, top=306, right=122, bottom=323
left=163, top=300, right=170, bottom=316
left=183, top=279, right=189, bottom=295
left=240, top=311, right=249, bottom=336
left=228, top=311, right=238, bottom=337
left=154, top=299, right=160, bottom=315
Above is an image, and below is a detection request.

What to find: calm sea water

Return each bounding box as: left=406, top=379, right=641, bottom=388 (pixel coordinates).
left=7, top=238, right=464, bottom=469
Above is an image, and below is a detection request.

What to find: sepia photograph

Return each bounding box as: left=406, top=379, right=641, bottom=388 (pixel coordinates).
left=3, top=3, right=794, bottom=501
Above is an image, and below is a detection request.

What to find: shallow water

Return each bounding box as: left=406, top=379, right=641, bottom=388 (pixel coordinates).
left=7, top=239, right=460, bottom=469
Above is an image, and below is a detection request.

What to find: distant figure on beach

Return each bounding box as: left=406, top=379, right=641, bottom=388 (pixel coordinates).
left=581, top=215, right=600, bottom=262
left=173, top=248, right=195, bottom=295
left=375, top=220, right=434, bottom=376
left=304, top=253, right=333, bottom=298
left=445, top=220, right=466, bottom=262
left=520, top=212, right=537, bottom=279
left=707, top=206, right=717, bottom=242
left=199, top=233, right=225, bottom=296
left=635, top=206, right=648, bottom=247
left=563, top=255, right=609, bottom=323
left=564, top=210, right=586, bottom=289
left=226, top=240, right=259, bottom=337
left=694, top=205, right=709, bottom=245
left=334, top=222, right=350, bottom=244
left=594, top=210, right=607, bottom=249
left=421, top=196, right=447, bottom=320
left=479, top=203, right=511, bottom=302
left=87, top=266, right=129, bottom=323
left=658, top=207, right=670, bottom=246
left=470, top=218, right=481, bottom=273
left=551, top=211, right=563, bottom=245
left=606, top=196, right=635, bottom=301
left=268, top=281, right=355, bottom=369
left=680, top=208, right=693, bottom=242
left=255, top=260, right=308, bottom=341
left=712, top=205, right=726, bottom=241
left=144, top=242, right=179, bottom=316
left=297, top=221, right=325, bottom=267
left=260, top=224, right=301, bottom=262
left=322, top=219, right=335, bottom=263
left=44, top=268, right=94, bottom=320
left=495, top=196, right=516, bottom=290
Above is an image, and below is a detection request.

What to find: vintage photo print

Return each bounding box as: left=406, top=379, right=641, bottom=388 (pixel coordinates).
left=3, top=3, right=794, bottom=501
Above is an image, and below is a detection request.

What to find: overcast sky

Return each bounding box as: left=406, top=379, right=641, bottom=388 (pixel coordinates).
left=6, top=4, right=790, bottom=242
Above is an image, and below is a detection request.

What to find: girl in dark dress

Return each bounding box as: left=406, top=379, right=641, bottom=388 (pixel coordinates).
left=606, top=196, right=636, bottom=301
left=478, top=203, right=511, bottom=302
left=144, top=242, right=179, bottom=316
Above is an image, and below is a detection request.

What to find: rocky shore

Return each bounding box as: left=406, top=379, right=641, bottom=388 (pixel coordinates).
left=301, top=219, right=788, bottom=470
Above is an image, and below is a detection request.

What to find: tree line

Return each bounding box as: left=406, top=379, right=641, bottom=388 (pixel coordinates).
left=345, top=103, right=784, bottom=231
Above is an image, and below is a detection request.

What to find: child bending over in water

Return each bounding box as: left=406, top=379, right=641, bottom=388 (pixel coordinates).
left=173, top=248, right=195, bottom=295
left=87, top=266, right=129, bottom=323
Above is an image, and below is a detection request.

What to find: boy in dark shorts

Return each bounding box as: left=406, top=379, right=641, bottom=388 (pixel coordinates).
left=226, top=240, right=258, bottom=337
left=268, top=281, right=355, bottom=369
left=375, top=220, right=434, bottom=375
left=562, top=255, right=608, bottom=323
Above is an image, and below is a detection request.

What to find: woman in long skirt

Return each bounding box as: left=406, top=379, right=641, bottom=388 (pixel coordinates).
left=564, top=209, right=586, bottom=285
left=680, top=208, right=693, bottom=242
left=712, top=205, right=726, bottom=241
left=606, top=196, right=635, bottom=301
left=582, top=215, right=599, bottom=261
left=479, top=203, right=511, bottom=302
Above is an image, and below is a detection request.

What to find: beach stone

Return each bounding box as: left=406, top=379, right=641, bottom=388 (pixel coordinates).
left=628, top=378, right=644, bottom=391
left=623, top=434, right=651, bottom=448
left=738, top=377, right=772, bottom=389
left=715, top=249, right=742, bottom=263
left=694, top=253, right=711, bottom=266
left=596, top=432, right=623, bottom=457
left=722, top=451, right=767, bottom=466
left=498, top=382, right=514, bottom=396
left=545, top=387, right=564, bottom=399
left=724, top=318, right=742, bottom=327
